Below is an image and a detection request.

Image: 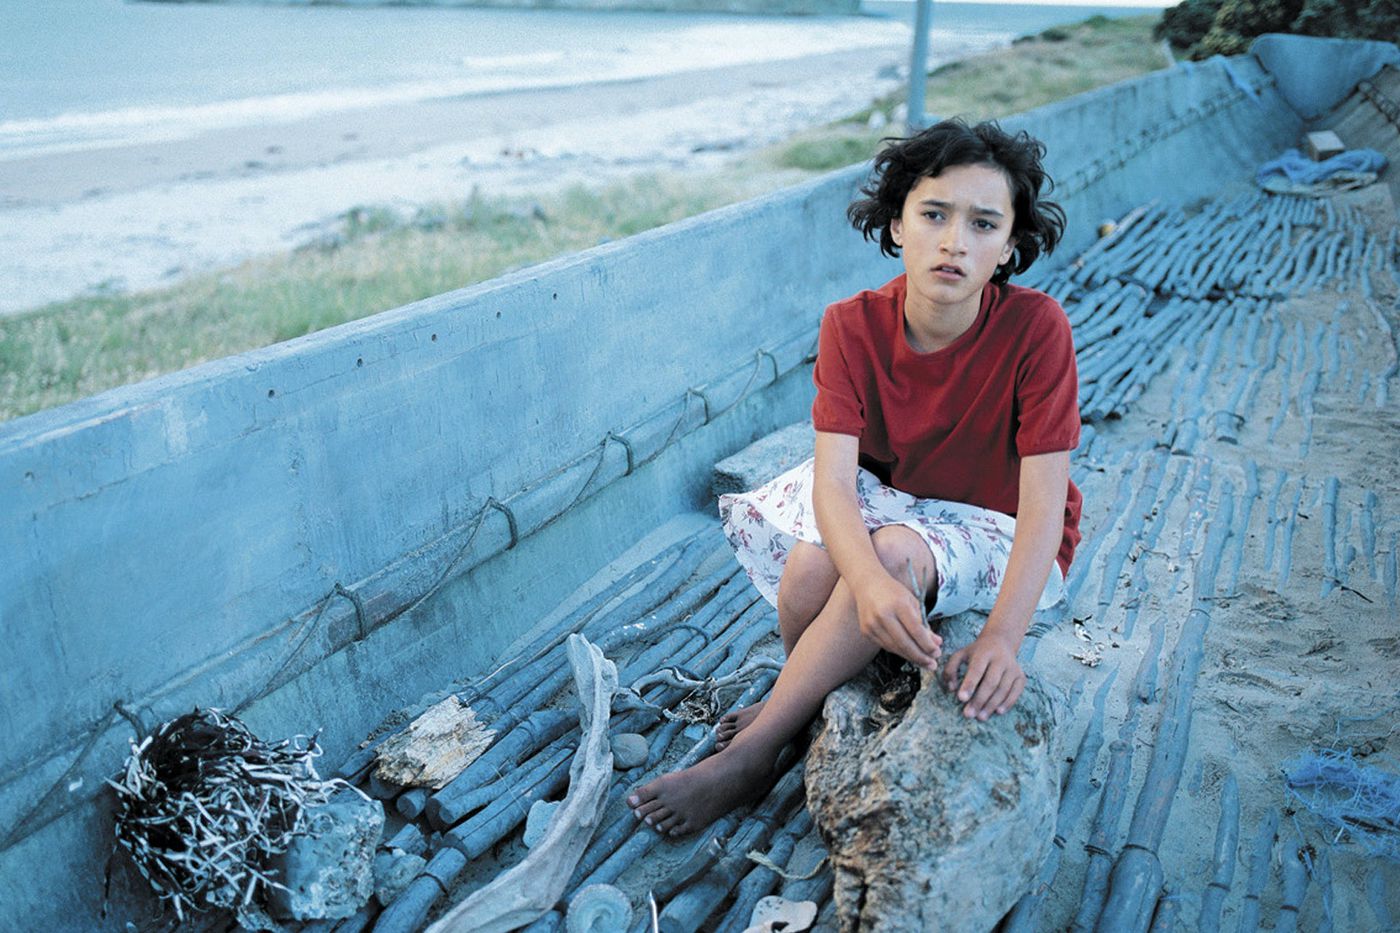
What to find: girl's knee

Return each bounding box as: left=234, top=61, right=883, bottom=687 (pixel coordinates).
left=780, top=541, right=837, bottom=590
left=870, top=525, right=937, bottom=591
left=777, top=541, right=839, bottom=643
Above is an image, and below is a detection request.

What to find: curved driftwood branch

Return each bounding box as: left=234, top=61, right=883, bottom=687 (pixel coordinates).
left=426, top=634, right=618, bottom=933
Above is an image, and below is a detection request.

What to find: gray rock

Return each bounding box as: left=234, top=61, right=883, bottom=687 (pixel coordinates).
left=804, top=612, right=1066, bottom=932
left=567, top=883, right=633, bottom=932
left=611, top=733, right=648, bottom=770
left=712, top=421, right=815, bottom=497
left=523, top=798, right=560, bottom=848
left=373, top=849, right=427, bottom=907
left=268, top=791, right=384, bottom=921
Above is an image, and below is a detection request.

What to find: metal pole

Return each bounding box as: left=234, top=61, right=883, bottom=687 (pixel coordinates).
left=908, top=0, right=933, bottom=131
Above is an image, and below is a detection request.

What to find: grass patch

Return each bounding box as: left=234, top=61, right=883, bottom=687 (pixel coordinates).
left=766, top=14, right=1166, bottom=173
left=0, top=176, right=776, bottom=421
left=3, top=12, right=1165, bottom=422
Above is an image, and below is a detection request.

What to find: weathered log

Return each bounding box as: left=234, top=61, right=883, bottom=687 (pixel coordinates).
left=374, top=695, right=494, bottom=790
left=1196, top=773, right=1239, bottom=933
left=1004, top=667, right=1119, bottom=932
left=710, top=810, right=816, bottom=933
left=805, top=611, right=1066, bottom=932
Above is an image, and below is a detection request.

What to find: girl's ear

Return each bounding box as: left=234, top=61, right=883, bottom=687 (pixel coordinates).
left=890, top=217, right=903, bottom=247
left=1000, top=235, right=1018, bottom=264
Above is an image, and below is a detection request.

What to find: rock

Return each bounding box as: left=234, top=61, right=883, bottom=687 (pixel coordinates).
left=373, top=849, right=427, bottom=906
left=803, top=612, right=1066, bottom=932
left=566, top=883, right=633, bottom=932
left=523, top=798, right=560, bottom=848
left=712, top=421, right=815, bottom=497
left=268, top=791, right=384, bottom=921
left=611, top=733, right=648, bottom=770
left=747, top=895, right=817, bottom=932
left=235, top=901, right=290, bottom=932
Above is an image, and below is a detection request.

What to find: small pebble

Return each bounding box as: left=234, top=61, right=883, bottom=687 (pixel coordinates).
left=611, top=733, right=648, bottom=769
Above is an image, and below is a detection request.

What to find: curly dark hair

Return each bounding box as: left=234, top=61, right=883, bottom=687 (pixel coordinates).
left=847, top=119, right=1065, bottom=284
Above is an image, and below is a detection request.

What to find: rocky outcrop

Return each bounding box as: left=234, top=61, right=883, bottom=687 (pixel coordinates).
left=804, top=612, right=1067, bottom=932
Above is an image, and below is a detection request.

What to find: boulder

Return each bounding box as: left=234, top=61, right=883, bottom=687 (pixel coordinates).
left=804, top=612, right=1066, bottom=932
left=268, top=791, right=384, bottom=920
left=712, top=421, right=814, bottom=497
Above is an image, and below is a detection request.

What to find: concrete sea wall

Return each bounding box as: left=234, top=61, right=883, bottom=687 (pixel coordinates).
left=3, top=35, right=1388, bottom=928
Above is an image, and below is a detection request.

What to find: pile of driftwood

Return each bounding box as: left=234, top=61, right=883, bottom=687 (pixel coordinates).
left=335, top=526, right=828, bottom=932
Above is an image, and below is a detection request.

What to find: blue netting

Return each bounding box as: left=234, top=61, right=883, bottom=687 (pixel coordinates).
left=1284, top=748, right=1400, bottom=862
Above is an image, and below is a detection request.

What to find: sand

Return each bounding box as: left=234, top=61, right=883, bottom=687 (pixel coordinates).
left=0, top=44, right=930, bottom=316
left=1017, top=181, right=1400, bottom=930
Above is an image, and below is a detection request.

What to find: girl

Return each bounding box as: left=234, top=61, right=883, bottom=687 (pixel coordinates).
left=629, top=118, right=1081, bottom=837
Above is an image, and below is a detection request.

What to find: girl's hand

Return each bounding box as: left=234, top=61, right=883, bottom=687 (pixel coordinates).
left=941, top=628, right=1026, bottom=720
left=853, top=573, right=942, bottom=670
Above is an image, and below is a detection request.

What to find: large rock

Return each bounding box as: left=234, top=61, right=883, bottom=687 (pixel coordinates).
left=712, top=421, right=814, bottom=497
left=804, top=612, right=1066, bottom=932
left=269, top=791, right=384, bottom=920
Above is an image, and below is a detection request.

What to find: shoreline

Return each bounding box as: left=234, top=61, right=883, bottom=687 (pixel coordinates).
left=2, top=43, right=938, bottom=315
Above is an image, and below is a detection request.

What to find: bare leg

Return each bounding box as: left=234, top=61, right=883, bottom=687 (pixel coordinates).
left=631, top=526, right=935, bottom=835
left=776, top=540, right=842, bottom=654
left=716, top=541, right=839, bottom=749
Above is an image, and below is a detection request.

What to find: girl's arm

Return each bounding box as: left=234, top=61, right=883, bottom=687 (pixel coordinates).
left=812, top=430, right=942, bottom=670
left=941, top=449, right=1069, bottom=719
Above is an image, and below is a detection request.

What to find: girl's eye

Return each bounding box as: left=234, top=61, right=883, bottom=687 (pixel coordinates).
left=923, top=211, right=943, bottom=221
left=974, top=219, right=997, bottom=230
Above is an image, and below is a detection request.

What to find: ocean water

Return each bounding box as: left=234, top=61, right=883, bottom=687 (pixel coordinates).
left=0, top=0, right=1159, bottom=159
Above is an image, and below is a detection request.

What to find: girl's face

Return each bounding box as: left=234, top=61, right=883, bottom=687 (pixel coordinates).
left=889, top=163, right=1018, bottom=318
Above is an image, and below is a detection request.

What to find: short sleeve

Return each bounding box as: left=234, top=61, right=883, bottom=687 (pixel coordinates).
left=811, top=306, right=865, bottom=437
left=1015, top=300, right=1081, bottom=456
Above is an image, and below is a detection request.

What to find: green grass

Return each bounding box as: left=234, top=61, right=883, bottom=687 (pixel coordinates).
left=1, top=13, right=1166, bottom=423
left=0, top=175, right=799, bottom=421
left=765, top=15, right=1168, bottom=174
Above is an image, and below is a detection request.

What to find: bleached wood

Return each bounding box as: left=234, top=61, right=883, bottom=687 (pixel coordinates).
left=426, top=634, right=617, bottom=933
left=373, top=696, right=494, bottom=790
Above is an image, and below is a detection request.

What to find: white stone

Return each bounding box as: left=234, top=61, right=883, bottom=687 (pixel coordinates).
left=523, top=799, right=561, bottom=849
left=611, top=733, right=648, bottom=770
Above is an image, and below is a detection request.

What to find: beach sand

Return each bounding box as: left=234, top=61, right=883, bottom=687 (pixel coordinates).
left=0, top=44, right=935, bottom=315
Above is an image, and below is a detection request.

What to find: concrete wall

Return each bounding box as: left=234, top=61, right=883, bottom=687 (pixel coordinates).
left=0, top=46, right=1335, bottom=929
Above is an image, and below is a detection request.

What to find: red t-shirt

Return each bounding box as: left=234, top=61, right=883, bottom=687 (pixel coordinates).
left=812, top=274, right=1083, bottom=575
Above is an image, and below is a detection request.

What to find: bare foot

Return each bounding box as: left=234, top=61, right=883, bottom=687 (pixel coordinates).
left=627, top=744, right=772, bottom=836
left=714, top=700, right=766, bottom=751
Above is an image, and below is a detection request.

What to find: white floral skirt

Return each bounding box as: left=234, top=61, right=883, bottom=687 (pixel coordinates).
left=718, top=457, right=1064, bottom=619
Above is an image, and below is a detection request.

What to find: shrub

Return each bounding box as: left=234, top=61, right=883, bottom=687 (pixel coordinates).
left=1156, top=0, right=1399, bottom=59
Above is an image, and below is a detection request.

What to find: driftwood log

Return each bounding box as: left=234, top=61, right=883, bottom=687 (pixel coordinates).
left=425, top=634, right=617, bottom=933
left=804, top=612, right=1066, bottom=932
left=374, top=695, right=495, bottom=790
